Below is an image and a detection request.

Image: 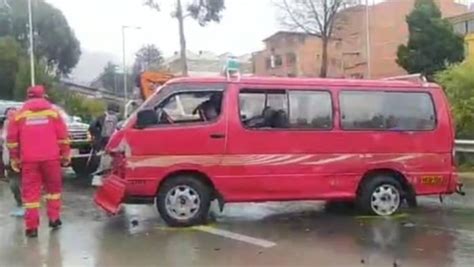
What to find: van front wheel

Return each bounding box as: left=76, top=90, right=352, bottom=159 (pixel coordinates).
left=357, top=176, right=402, bottom=216
left=157, top=176, right=211, bottom=227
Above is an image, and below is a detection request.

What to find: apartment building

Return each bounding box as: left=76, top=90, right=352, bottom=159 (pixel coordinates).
left=254, top=0, right=467, bottom=79
left=448, top=10, right=474, bottom=61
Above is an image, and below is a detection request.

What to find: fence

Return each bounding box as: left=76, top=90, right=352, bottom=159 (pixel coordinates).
left=455, top=140, right=474, bottom=153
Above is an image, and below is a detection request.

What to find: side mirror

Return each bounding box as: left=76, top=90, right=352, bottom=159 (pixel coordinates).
left=135, top=109, right=158, bottom=129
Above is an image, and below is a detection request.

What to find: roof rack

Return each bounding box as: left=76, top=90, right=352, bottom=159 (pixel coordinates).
left=381, top=73, right=428, bottom=83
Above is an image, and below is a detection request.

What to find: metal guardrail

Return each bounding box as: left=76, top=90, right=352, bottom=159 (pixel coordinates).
left=455, top=140, right=474, bottom=153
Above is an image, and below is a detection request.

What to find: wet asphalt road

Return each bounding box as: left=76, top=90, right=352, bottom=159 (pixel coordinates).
left=1, top=174, right=474, bottom=267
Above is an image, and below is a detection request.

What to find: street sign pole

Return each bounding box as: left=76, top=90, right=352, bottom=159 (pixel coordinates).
left=28, top=0, right=35, bottom=86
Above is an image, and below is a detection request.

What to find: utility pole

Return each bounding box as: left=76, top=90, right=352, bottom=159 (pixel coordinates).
left=28, top=0, right=35, bottom=86
left=365, top=0, right=371, bottom=79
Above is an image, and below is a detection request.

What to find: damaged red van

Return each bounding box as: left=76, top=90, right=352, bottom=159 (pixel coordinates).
left=94, top=75, right=463, bottom=227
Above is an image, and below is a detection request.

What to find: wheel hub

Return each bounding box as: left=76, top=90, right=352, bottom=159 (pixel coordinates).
left=165, top=185, right=201, bottom=221
left=370, top=184, right=400, bottom=216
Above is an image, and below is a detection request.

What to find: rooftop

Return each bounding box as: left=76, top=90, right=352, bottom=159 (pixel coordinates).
left=262, top=31, right=320, bottom=42
left=447, top=11, right=474, bottom=23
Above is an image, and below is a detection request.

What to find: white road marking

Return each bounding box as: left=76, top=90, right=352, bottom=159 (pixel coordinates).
left=193, top=225, right=276, bottom=248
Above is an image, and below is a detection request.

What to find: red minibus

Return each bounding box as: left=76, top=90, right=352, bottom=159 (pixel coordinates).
left=94, top=76, right=462, bottom=226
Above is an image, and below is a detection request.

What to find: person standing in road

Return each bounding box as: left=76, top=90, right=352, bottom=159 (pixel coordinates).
left=2, top=107, right=24, bottom=217
left=6, top=85, right=71, bottom=238
left=89, top=103, right=119, bottom=151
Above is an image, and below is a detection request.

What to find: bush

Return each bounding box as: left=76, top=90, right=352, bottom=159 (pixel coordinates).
left=50, top=86, right=106, bottom=123
left=436, top=61, right=474, bottom=139
left=437, top=61, right=474, bottom=168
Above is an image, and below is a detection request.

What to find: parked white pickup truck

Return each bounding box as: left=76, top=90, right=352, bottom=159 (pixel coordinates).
left=0, top=100, right=99, bottom=176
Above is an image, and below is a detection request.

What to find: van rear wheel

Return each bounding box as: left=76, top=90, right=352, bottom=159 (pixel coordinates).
left=157, top=175, right=211, bottom=227
left=357, top=175, right=402, bottom=216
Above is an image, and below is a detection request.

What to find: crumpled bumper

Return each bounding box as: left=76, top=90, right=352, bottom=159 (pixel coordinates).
left=93, top=174, right=126, bottom=215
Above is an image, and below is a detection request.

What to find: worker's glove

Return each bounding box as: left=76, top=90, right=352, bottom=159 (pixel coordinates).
left=61, top=156, right=71, bottom=167
left=10, top=159, right=21, bottom=173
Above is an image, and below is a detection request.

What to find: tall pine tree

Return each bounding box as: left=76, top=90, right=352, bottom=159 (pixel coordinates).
left=397, top=0, right=464, bottom=80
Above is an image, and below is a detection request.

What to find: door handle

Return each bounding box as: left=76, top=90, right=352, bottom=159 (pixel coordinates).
left=210, top=133, right=226, bottom=139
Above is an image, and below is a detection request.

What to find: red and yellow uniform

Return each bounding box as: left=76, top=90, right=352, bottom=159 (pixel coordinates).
left=6, top=85, right=70, bottom=233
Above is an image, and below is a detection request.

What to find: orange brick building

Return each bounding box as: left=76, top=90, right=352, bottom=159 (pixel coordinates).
left=253, top=0, right=467, bottom=79
left=252, top=31, right=344, bottom=78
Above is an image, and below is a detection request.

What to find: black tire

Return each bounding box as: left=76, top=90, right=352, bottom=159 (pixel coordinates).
left=71, top=157, right=100, bottom=177
left=157, top=175, right=212, bottom=227
left=356, top=175, right=403, bottom=216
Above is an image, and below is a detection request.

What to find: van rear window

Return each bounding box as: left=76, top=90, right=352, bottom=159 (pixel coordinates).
left=339, top=91, right=436, bottom=131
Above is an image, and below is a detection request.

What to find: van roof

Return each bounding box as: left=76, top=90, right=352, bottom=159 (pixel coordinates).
left=167, top=76, right=439, bottom=89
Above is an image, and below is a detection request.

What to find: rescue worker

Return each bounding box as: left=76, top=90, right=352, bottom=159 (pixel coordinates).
left=2, top=107, right=23, bottom=217
left=7, top=85, right=71, bottom=238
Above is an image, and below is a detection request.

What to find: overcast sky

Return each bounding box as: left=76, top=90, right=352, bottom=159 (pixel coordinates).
left=44, top=0, right=279, bottom=61
left=42, top=0, right=473, bottom=82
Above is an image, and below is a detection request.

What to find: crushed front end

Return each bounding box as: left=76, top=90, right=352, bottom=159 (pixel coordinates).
left=93, top=131, right=129, bottom=215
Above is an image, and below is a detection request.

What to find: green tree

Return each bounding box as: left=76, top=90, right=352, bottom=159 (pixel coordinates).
left=144, top=0, right=225, bottom=75
left=133, top=44, right=164, bottom=74
left=14, top=57, right=56, bottom=100
left=2, top=0, right=81, bottom=75
left=397, top=0, right=464, bottom=80
left=436, top=61, right=474, bottom=139
left=62, top=93, right=106, bottom=122
left=0, top=2, right=12, bottom=36
left=97, top=62, right=119, bottom=93
left=0, top=36, right=21, bottom=99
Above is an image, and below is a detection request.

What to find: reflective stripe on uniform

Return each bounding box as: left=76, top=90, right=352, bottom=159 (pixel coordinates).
left=24, top=202, right=40, bottom=209
left=58, top=139, right=71, bottom=145
left=45, top=193, right=61, bottom=200
left=15, top=109, right=58, bottom=121
left=6, top=142, right=18, bottom=149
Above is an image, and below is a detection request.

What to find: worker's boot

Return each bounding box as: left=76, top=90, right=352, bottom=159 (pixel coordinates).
left=25, top=229, right=38, bottom=238
left=49, top=219, right=62, bottom=230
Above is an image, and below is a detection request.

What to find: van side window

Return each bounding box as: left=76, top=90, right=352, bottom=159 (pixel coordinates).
left=239, top=91, right=289, bottom=129
left=239, top=90, right=333, bottom=130
left=340, top=91, right=436, bottom=131
left=157, top=91, right=223, bottom=125
left=289, top=91, right=332, bottom=129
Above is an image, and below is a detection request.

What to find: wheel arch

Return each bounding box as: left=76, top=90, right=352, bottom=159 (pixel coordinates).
left=357, top=168, right=415, bottom=199
left=157, top=169, right=218, bottom=198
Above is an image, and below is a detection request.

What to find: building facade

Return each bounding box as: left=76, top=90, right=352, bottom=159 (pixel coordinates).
left=449, top=10, right=474, bottom=61
left=337, top=0, right=467, bottom=79
left=254, top=0, right=467, bottom=79
left=253, top=31, right=344, bottom=78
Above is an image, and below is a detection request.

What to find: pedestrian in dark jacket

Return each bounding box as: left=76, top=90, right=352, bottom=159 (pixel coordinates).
left=89, top=103, right=119, bottom=151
